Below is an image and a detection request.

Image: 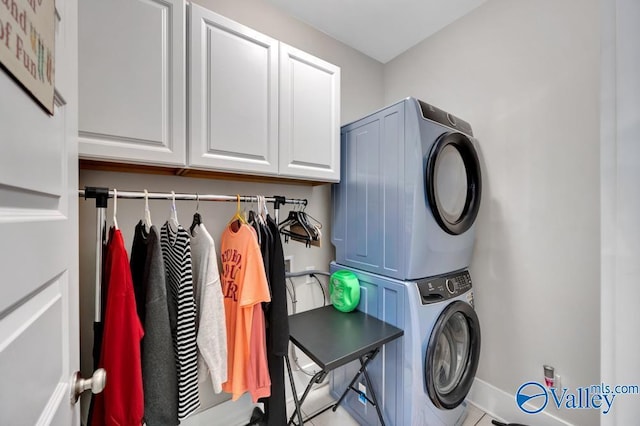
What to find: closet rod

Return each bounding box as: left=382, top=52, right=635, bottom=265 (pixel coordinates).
left=79, top=187, right=308, bottom=208
left=80, top=186, right=308, bottom=322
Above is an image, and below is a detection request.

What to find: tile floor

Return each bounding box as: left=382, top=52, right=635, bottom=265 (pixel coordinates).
left=291, top=384, right=498, bottom=426
left=461, top=403, right=498, bottom=426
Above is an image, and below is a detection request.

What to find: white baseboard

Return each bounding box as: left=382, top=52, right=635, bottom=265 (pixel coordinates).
left=467, top=378, right=573, bottom=426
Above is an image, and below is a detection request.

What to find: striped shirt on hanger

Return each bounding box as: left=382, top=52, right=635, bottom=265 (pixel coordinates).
left=161, top=222, right=200, bottom=420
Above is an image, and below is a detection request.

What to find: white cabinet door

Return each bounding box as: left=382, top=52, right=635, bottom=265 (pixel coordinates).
left=279, top=43, right=341, bottom=182
left=0, top=0, right=80, bottom=424
left=189, top=4, right=279, bottom=175
left=78, top=0, right=186, bottom=166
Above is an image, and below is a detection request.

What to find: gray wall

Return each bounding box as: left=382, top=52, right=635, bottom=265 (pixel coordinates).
left=79, top=0, right=384, bottom=422
left=192, top=0, right=384, bottom=125
left=384, top=1, right=600, bottom=425
left=601, top=1, right=640, bottom=425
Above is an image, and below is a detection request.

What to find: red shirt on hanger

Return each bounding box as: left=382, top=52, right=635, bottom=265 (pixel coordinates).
left=92, top=229, right=144, bottom=426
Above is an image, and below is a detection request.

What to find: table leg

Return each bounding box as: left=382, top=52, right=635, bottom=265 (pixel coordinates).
left=285, top=355, right=330, bottom=425
left=332, top=347, right=380, bottom=411
left=285, top=354, right=305, bottom=426
left=361, top=359, right=385, bottom=426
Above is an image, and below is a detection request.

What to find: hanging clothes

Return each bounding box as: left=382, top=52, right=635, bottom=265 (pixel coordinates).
left=129, top=221, right=148, bottom=324
left=250, top=214, right=271, bottom=283
left=190, top=223, right=227, bottom=393
left=265, top=216, right=289, bottom=356
left=220, top=223, right=271, bottom=401
left=161, top=222, right=200, bottom=420
left=247, top=303, right=270, bottom=402
left=259, top=215, right=289, bottom=426
left=88, top=226, right=114, bottom=426
left=130, top=222, right=179, bottom=426
left=91, top=229, right=144, bottom=426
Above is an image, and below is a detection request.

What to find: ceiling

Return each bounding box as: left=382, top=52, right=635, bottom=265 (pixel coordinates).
left=266, top=0, right=488, bottom=63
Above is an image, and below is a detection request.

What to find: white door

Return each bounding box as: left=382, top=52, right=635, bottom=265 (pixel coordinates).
left=188, top=3, right=279, bottom=176
left=0, top=0, right=80, bottom=424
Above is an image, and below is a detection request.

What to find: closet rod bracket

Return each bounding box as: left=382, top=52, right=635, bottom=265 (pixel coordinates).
left=84, top=186, right=110, bottom=208
left=273, top=195, right=286, bottom=211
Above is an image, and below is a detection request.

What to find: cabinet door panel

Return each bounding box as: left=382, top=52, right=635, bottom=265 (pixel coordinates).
left=78, top=0, right=186, bottom=166
left=189, top=4, right=278, bottom=175
left=279, top=43, right=340, bottom=182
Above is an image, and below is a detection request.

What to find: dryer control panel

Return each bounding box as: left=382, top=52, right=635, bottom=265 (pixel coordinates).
left=418, top=99, right=474, bottom=136
left=416, top=270, right=472, bottom=305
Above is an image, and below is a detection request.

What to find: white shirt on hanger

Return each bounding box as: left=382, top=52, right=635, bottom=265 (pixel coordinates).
left=190, top=223, right=228, bottom=393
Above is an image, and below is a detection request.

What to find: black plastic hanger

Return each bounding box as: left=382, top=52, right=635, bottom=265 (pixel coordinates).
left=278, top=207, right=322, bottom=247
left=189, top=193, right=202, bottom=235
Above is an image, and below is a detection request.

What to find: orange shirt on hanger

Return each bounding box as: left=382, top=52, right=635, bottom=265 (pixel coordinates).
left=220, top=222, right=271, bottom=401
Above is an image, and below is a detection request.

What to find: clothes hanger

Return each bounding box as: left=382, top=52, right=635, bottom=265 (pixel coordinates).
left=247, top=202, right=261, bottom=244
left=277, top=201, right=323, bottom=246
left=249, top=195, right=266, bottom=227
left=169, top=190, right=179, bottom=231
left=258, top=195, right=267, bottom=225
left=299, top=210, right=322, bottom=239
left=248, top=198, right=257, bottom=225
left=112, top=188, right=119, bottom=230
left=190, top=193, right=202, bottom=235
left=279, top=207, right=315, bottom=247
left=228, top=194, right=247, bottom=231
left=143, top=189, right=152, bottom=232
left=294, top=205, right=317, bottom=237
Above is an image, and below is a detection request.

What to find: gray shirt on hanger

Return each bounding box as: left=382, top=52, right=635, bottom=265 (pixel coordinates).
left=136, top=224, right=179, bottom=425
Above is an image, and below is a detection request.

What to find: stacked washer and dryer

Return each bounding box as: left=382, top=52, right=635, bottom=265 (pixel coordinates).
left=330, top=98, right=482, bottom=425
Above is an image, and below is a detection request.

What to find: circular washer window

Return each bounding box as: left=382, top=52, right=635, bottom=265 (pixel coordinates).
left=432, top=311, right=470, bottom=395
left=425, top=301, right=481, bottom=409
left=426, top=132, right=482, bottom=235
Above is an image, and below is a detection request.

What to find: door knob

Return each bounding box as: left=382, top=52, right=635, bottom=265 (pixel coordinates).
left=70, top=368, right=106, bottom=404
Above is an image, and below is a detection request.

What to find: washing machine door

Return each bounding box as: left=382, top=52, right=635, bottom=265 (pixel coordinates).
left=426, top=132, right=482, bottom=235
left=425, top=300, right=481, bottom=409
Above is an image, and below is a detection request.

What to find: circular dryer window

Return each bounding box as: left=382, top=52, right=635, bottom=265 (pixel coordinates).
left=426, top=132, right=482, bottom=235
left=435, top=145, right=468, bottom=224
left=425, top=301, right=481, bottom=409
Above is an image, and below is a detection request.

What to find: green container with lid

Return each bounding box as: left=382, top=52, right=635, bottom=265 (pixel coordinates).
left=329, top=270, right=361, bottom=312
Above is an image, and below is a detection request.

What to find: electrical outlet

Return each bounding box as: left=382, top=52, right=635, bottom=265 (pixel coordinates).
left=543, top=365, right=555, bottom=388
left=284, top=256, right=293, bottom=273
left=305, top=266, right=315, bottom=284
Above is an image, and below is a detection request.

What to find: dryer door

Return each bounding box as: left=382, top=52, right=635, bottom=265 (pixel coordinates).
left=425, top=301, right=481, bottom=409
left=425, top=132, right=482, bottom=235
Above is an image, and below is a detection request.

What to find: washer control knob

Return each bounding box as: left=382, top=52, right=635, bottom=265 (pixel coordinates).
left=446, top=279, right=456, bottom=294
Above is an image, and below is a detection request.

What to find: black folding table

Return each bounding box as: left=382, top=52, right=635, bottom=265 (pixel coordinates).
left=284, top=305, right=404, bottom=425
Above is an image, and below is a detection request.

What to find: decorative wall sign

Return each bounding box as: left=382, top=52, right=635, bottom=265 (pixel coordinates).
left=0, top=0, right=55, bottom=114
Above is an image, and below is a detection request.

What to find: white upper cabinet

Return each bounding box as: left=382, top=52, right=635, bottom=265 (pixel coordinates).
left=279, top=43, right=341, bottom=182
left=189, top=4, right=279, bottom=175
left=78, top=0, right=186, bottom=166
left=78, top=1, right=340, bottom=181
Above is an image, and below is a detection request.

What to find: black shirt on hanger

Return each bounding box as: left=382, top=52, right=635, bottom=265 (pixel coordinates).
left=130, top=221, right=149, bottom=325
left=258, top=215, right=290, bottom=426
